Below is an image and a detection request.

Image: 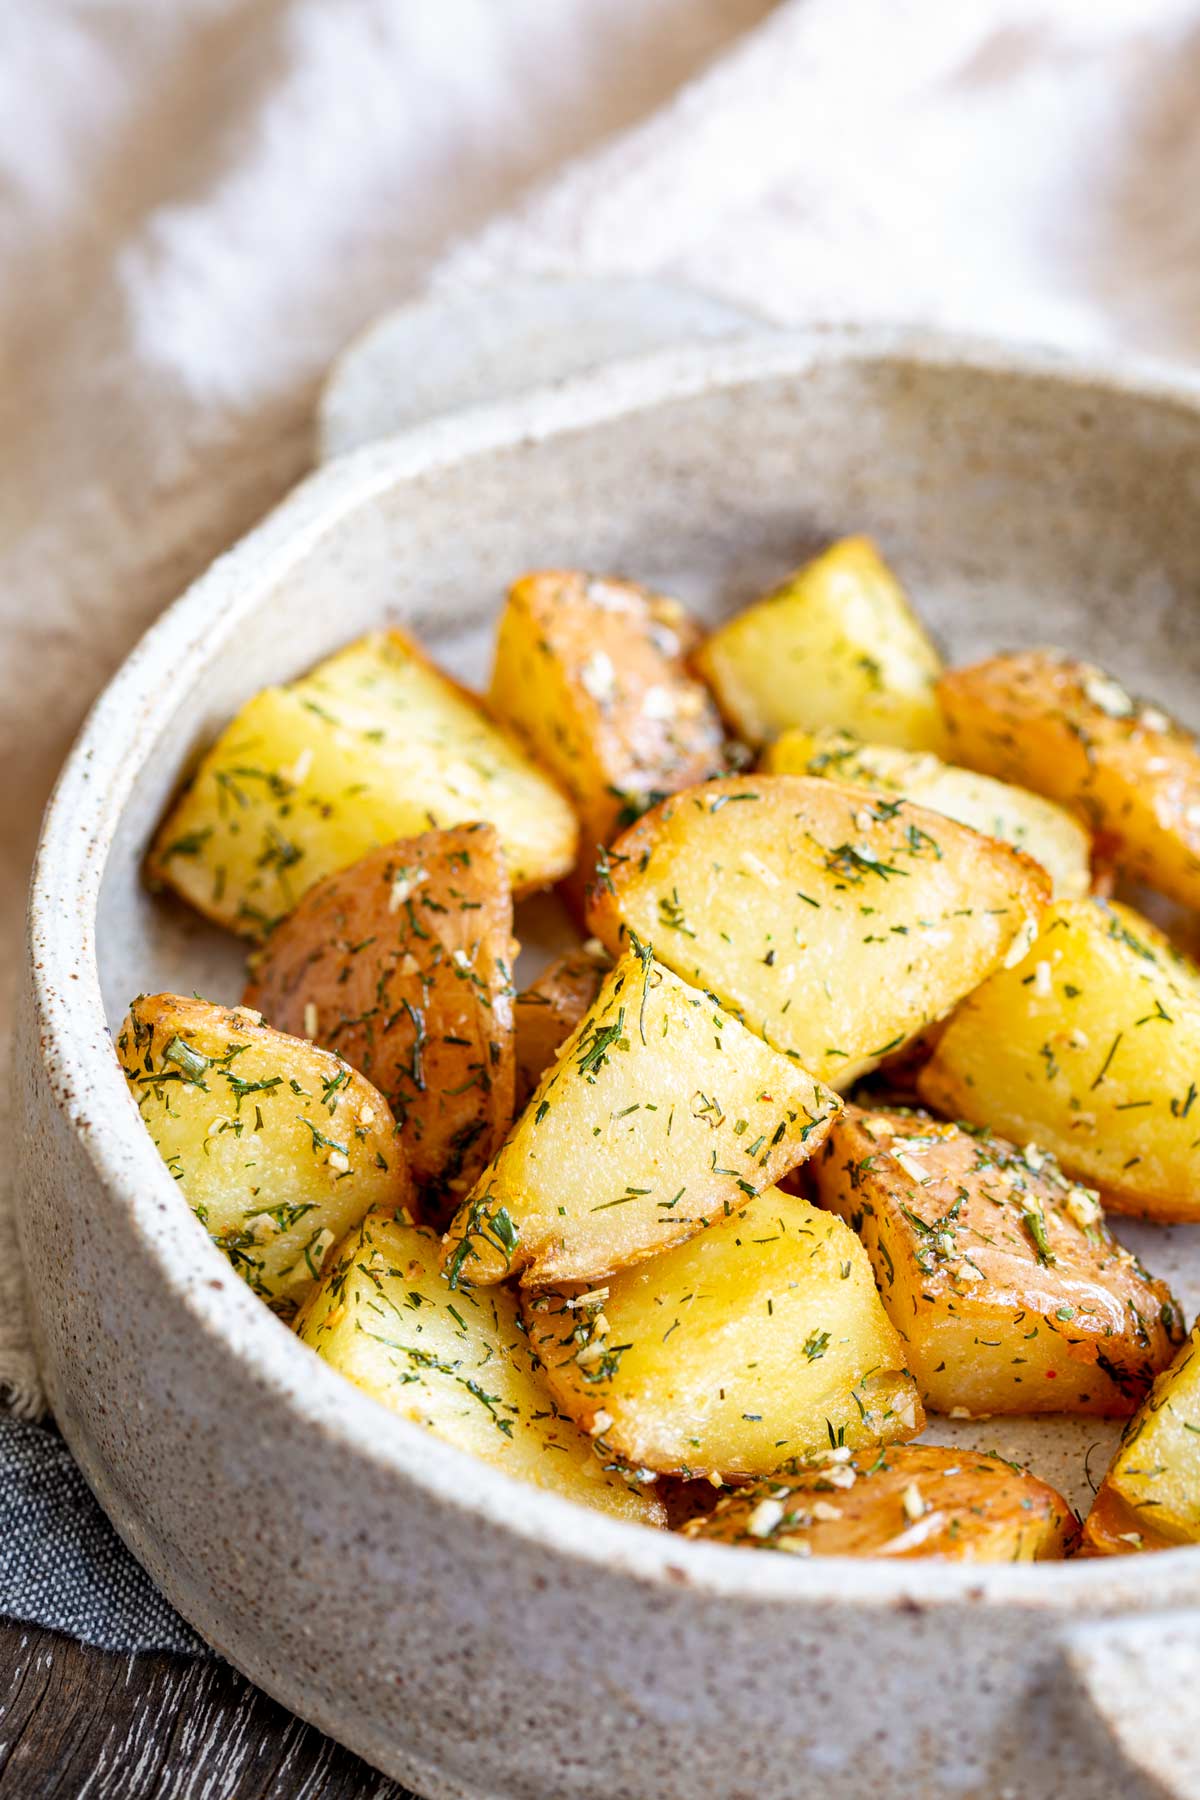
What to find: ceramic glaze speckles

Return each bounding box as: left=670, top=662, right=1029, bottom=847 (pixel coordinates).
left=18, top=329, right=1200, bottom=1800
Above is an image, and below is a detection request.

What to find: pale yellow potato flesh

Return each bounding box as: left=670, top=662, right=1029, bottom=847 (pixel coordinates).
left=939, top=650, right=1200, bottom=910
left=148, top=629, right=577, bottom=937
left=919, top=898, right=1200, bottom=1220
left=296, top=1209, right=664, bottom=1525
left=116, top=994, right=409, bottom=1319
left=764, top=728, right=1091, bottom=899
left=514, top=943, right=611, bottom=1111
left=1083, top=1322, right=1200, bottom=1555
left=683, top=1444, right=1079, bottom=1560
left=522, top=1188, right=922, bottom=1478
left=441, top=948, right=839, bottom=1289
left=814, top=1106, right=1183, bottom=1417
left=694, top=538, right=946, bottom=752
left=489, top=571, right=728, bottom=902
left=587, top=774, right=1049, bottom=1090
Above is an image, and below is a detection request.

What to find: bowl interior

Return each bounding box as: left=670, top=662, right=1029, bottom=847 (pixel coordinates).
left=94, top=332, right=1200, bottom=1518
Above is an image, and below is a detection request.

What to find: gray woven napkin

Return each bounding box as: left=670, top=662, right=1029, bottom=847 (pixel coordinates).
left=0, top=1414, right=207, bottom=1654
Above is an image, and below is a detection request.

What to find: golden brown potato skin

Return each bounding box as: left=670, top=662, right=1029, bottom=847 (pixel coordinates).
left=489, top=571, right=729, bottom=906
left=116, top=993, right=410, bottom=1318
left=938, top=651, right=1200, bottom=910
left=682, top=1444, right=1080, bottom=1561
left=587, top=774, right=1050, bottom=1090
left=918, top=898, right=1200, bottom=1222
left=814, top=1105, right=1183, bottom=1417
left=513, top=943, right=611, bottom=1111
left=244, top=824, right=515, bottom=1204
left=1080, top=1485, right=1174, bottom=1557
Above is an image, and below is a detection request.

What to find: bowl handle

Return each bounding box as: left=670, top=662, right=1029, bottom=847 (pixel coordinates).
left=1064, top=1609, right=1200, bottom=1800
left=316, top=276, right=772, bottom=459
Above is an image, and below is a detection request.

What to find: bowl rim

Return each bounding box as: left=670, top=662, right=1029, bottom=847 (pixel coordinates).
left=26, top=321, right=1200, bottom=1622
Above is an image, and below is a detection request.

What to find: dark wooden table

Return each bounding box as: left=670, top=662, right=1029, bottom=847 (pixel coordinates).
left=0, top=1619, right=413, bottom=1798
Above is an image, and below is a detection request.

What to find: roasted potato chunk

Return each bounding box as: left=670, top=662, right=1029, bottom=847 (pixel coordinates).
left=514, top=941, right=611, bottom=1110
left=939, top=651, right=1200, bottom=910
left=1082, top=1322, right=1200, bottom=1554
left=442, top=947, right=839, bottom=1289
left=587, top=775, right=1048, bottom=1090
left=116, top=994, right=409, bottom=1318
left=919, top=898, right=1200, bottom=1220
left=694, top=538, right=946, bottom=752
left=764, top=728, right=1091, bottom=898
left=523, top=1187, right=921, bottom=1477
left=683, top=1444, right=1078, bottom=1560
left=814, top=1106, right=1183, bottom=1416
left=296, top=1209, right=663, bottom=1525
left=148, top=629, right=577, bottom=937
left=244, top=824, right=515, bottom=1201
left=489, top=572, right=728, bottom=899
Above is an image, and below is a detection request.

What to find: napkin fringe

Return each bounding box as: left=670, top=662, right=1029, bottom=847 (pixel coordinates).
left=0, top=1350, right=43, bottom=1422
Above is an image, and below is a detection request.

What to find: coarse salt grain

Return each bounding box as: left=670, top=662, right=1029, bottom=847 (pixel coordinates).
left=585, top=579, right=637, bottom=614
left=641, top=685, right=677, bottom=721
left=746, top=1498, right=785, bottom=1537
left=567, top=1288, right=611, bottom=1310
left=1065, top=1185, right=1102, bottom=1229
left=901, top=1482, right=927, bottom=1522
left=580, top=651, right=616, bottom=705
left=287, top=747, right=314, bottom=787
left=896, top=1394, right=919, bottom=1430
left=739, top=850, right=781, bottom=889
left=894, top=1150, right=930, bottom=1185
left=388, top=867, right=427, bottom=912
left=1083, top=671, right=1134, bottom=718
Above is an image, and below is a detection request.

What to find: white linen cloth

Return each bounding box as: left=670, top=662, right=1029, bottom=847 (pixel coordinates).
left=4, top=0, right=1200, bottom=1418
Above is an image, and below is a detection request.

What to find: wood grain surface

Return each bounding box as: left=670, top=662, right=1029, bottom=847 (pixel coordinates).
left=0, top=1620, right=415, bottom=1799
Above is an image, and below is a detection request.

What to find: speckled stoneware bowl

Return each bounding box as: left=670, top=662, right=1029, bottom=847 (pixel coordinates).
left=18, top=328, right=1200, bottom=1800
